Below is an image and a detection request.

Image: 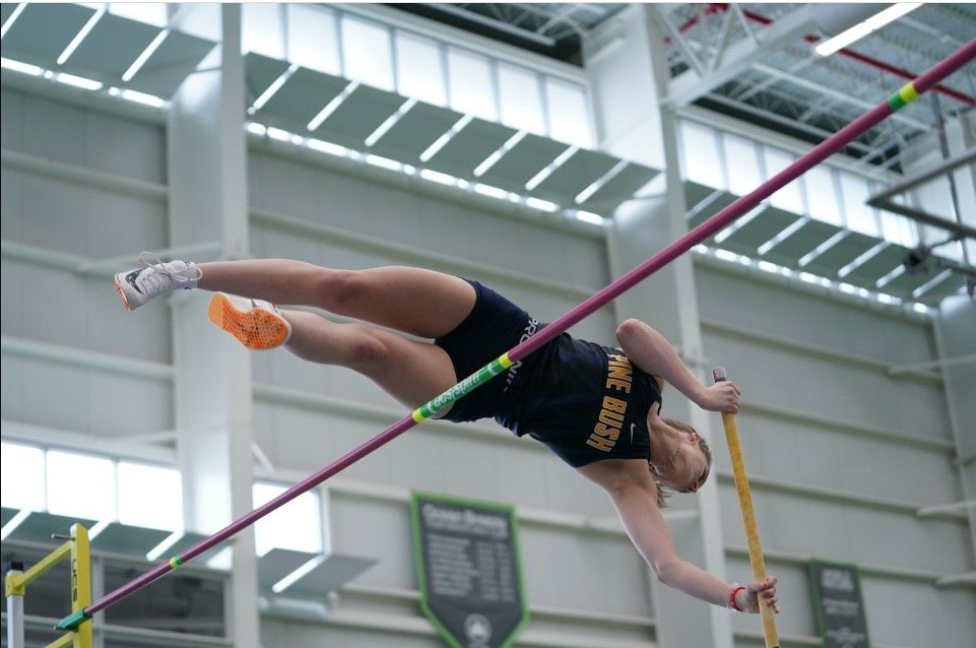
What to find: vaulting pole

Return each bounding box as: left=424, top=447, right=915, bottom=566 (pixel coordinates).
left=58, top=37, right=976, bottom=632
left=713, top=367, right=778, bottom=647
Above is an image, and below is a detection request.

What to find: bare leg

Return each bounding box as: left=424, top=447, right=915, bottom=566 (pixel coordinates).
left=197, top=260, right=475, bottom=339
left=282, top=310, right=458, bottom=415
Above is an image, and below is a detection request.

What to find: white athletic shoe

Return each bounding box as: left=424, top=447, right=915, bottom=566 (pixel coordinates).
left=207, top=293, right=292, bottom=350
left=114, top=254, right=200, bottom=312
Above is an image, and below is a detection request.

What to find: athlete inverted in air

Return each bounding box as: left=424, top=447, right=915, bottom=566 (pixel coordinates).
left=116, top=255, right=779, bottom=614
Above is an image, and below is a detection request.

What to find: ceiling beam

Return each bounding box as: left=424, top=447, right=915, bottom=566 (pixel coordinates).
left=662, top=4, right=817, bottom=108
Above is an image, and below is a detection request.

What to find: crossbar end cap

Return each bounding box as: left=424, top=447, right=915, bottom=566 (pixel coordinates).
left=55, top=610, right=90, bottom=631
left=711, top=367, right=728, bottom=383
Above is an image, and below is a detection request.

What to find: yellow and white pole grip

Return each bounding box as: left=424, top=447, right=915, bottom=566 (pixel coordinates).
left=712, top=367, right=779, bottom=648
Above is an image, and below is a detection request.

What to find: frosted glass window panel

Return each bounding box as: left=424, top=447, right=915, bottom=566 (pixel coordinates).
left=762, top=147, right=804, bottom=213
left=447, top=47, right=497, bottom=121
left=932, top=238, right=963, bottom=262
left=117, top=462, right=182, bottom=531
left=723, top=134, right=763, bottom=196
left=839, top=172, right=879, bottom=236
left=341, top=15, right=394, bottom=91
left=805, top=166, right=843, bottom=225
left=679, top=121, right=725, bottom=189
left=880, top=210, right=917, bottom=247
left=253, top=483, right=322, bottom=556
left=242, top=3, right=285, bottom=59
left=498, top=63, right=546, bottom=135
left=109, top=3, right=168, bottom=27
left=1, top=442, right=45, bottom=511
left=287, top=5, right=341, bottom=75
left=395, top=31, right=446, bottom=106
left=46, top=451, right=116, bottom=521
left=914, top=176, right=955, bottom=221
left=545, top=78, right=592, bottom=147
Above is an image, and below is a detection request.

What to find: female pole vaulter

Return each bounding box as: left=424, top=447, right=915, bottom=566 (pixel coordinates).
left=115, top=256, right=778, bottom=614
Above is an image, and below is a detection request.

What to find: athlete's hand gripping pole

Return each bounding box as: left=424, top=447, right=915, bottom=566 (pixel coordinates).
left=712, top=367, right=778, bottom=648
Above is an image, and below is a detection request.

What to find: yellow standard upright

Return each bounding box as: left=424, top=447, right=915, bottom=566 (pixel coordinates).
left=4, top=522, right=92, bottom=648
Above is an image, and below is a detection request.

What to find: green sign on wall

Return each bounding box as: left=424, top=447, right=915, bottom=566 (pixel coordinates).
left=410, top=492, right=530, bottom=648
left=809, top=559, right=871, bottom=648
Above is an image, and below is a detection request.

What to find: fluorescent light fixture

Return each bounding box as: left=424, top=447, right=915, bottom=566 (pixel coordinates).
left=525, top=146, right=578, bottom=191
left=473, top=131, right=526, bottom=177
left=247, top=122, right=267, bottom=136
left=838, top=242, right=888, bottom=278
left=88, top=520, right=111, bottom=540
left=307, top=81, right=359, bottom=132
left=525, top=197, right=559, bottom=212
left=364, top=154, right=402, bottom=171
left=839, top=282, right=858, bottom=295
left=799, top=271, right=820, bottom=284
left=272, top=555, right=326, bottom=594
left=120, top=89, right=165, bottom=107
left=815, top=3, right=923, bottom=57
left=267, top=127, right=291, bottom=142
left=56, top=72, right=102, bottom=91
left=419, top=114, right=473, bottom=163
left=308, top=138, right=349, bottom=157
left=876, top=264, right=905, bottom=289
left=1, top=4, right=27, bottom=39
left=364, top=98, right=416, bottom=147
left=911, top=269, right=952, bottom=299
left=403, top=164, right=417, bottom=176
left=108, top=86, right=121, bottom=97
left=575, top=210, right=605, bottom=225
left=798, top=231, right=847, bottom=267
left=145, top=531, right=183, bottom=561
left=420, top=169, right=456, bottom=185
left=0, top=510, right=31, bottom=541
left=474, top=183, right=508, bottom=200
left=123, top=28, right=169, bottom=82
left=714, top=205, right=764, bottom=244
left=1, top=57, right=42, bottom=76
left=876, top=293, right=899, bottom=304
left=575, top=160, right=628, bottom=205
left=715, top=249, right=739, bottom=263
left=912, top=303, right=929, bottom=314
left=756, top=217, right=809, bottom=256
left=253, top=64, right=298, bottom=112
left=758, top=260, right=780, bottom=274
left=693, top=244, right=710, bottom=254
left=58, top=5, right=106, bottom=65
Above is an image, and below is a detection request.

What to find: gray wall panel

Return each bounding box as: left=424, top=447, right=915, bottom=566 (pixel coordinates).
left=718, top=488, right=972, bottom=574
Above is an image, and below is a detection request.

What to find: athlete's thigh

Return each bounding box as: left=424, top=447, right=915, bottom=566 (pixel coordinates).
left=361, top=327, right=460, bottom=418
left=337, top=266, right=476, bottom=339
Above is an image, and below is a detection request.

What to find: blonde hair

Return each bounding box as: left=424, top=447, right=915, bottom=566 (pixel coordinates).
left=649, top=418, right=713, bottom=508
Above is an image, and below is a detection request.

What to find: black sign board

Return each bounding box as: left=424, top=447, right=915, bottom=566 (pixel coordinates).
left=809, top=560, right=871, bottom=648
left=411, top=492, right=529, bottom=648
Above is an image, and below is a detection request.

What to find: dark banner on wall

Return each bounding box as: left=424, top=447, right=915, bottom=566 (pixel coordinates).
left=410, top=492, right=529, bottom=648
left=809, top=559, right=871, bottom=648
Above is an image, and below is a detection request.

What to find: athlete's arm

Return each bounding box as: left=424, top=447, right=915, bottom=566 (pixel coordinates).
left=615, top=319, right=739, bottom=413
left=607, top=470, right=778, bottom=612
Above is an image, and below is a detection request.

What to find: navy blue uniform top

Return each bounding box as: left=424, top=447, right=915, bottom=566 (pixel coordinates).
left=500, top=333, right=662, bottom=467
left=434, top=280, right=662, bottom=468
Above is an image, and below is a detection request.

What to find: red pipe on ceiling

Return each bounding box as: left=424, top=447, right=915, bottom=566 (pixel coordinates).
left=675, top=3, right=976, bottom=106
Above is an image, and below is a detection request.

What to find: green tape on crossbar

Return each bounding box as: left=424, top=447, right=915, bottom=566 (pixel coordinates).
left=55, top=610, right=90, bottom=631
left=169, top=556, right=184, bottom=569
left=888, top=82, right=919, bottom=110
left=412, top=353, right=513, bottom=422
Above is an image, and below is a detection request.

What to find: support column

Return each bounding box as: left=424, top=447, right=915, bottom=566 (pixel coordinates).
left=167, top=5, right=258, bottom=647
left=585, top=6, right=733, bottom=648
left=935, top=297, right=976, bottom=565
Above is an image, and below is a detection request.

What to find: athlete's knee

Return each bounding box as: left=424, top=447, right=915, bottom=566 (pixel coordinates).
left=345, top=325, right=390, bottom=370
left=317, top=269, right=367, bottom=310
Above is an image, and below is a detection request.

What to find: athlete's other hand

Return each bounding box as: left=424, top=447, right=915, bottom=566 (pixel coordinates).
left=738, top=577, right=779, bottom=614
left=697, top=381, right=740, bottom=413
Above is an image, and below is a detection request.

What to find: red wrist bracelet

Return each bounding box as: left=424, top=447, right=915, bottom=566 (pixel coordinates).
left=727, top=585, right=746, bottom=612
